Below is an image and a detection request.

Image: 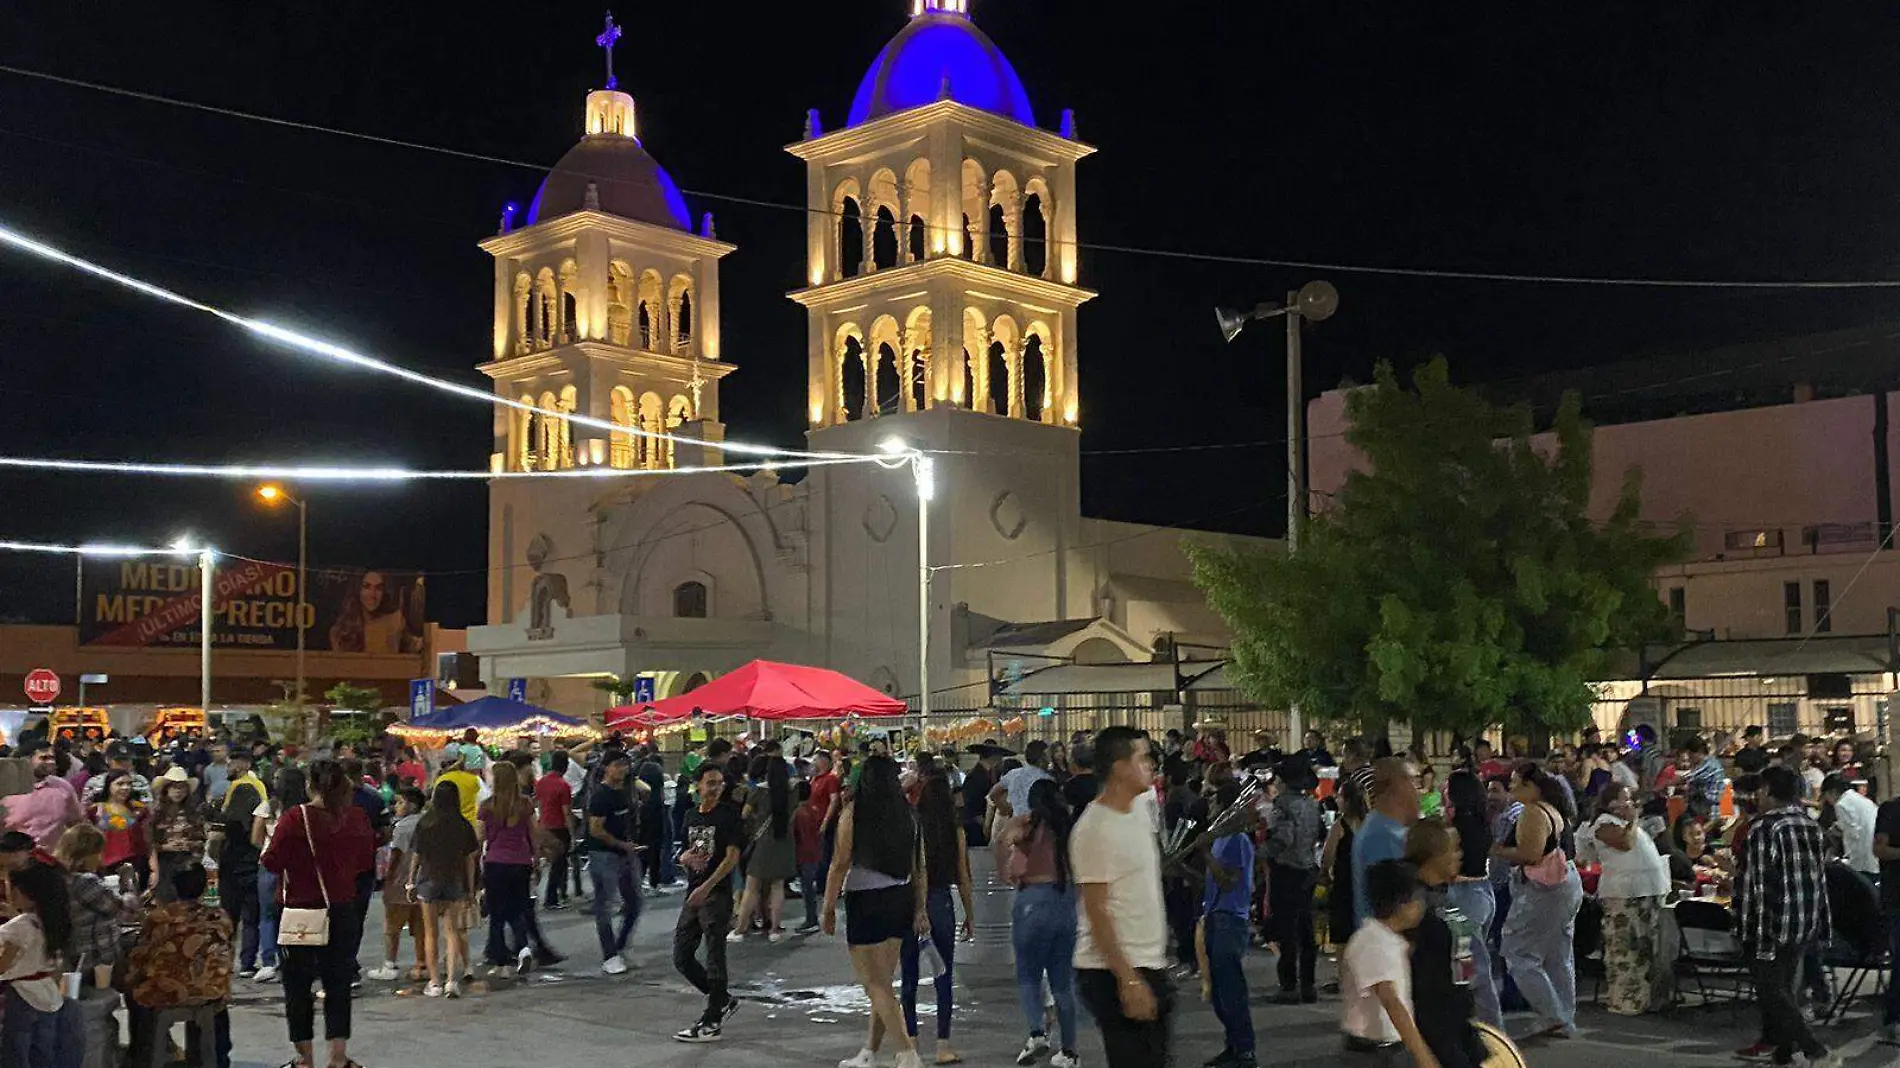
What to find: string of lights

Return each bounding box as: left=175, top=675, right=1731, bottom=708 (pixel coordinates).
left=0, top=454, right=877, bottom=482
left=0, top=539, right=186, bottom=558
left=0, top=220, right=852, bottom=464
left=8, top=63, right=1900, bottom=290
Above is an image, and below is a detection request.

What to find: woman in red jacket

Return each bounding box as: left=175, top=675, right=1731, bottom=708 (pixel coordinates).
left=262, top=759, right=375, bottom=1068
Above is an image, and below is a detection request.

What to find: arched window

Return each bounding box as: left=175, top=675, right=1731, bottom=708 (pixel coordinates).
left=1023, top=193, right=1047, bottom=278
left=988, top=340, right=1010, bottom=416
left=908, top=215, right=927, bottom=262
left=840, top=198, right=864, bottom=278
left=875, top=342, right=901, bottom=416
left=513, top=274, right=533, bottom=353
left=987, top=203, right=1008, bottom=268
left=637, top=303, right=652, bottom=349
left=677, top=290, right=693, bottom=344
left=840, top=336, right=868, bottom=421
left=609, top=386, right=636, bottom=468
left=638, top=392, right=664, bottom=469
left=960, top=348, right=974, bottom=407
left=960, top=215, right=974, bottom=260
left=874, top=207, right=899, bottom=270
left=561, top=291, right=578, bottom=344
left=909, top=348, right=928, bottom=412
left=606, top=263, right=633, bottom=345
left=673, top=581, right=708, bottom=619
left=1022, top=335, right=1047, bottom=422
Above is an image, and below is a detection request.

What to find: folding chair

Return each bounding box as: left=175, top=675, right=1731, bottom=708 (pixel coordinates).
left=1671, top=898, right=1751, bottom=1009
left=1819, top=863, right=1886, bottom=1024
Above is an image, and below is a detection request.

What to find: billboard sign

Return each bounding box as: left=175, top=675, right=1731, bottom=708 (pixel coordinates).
left=79, top=559, right=424, bottom=653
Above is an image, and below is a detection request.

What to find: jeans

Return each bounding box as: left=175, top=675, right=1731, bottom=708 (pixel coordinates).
left=1076, top=967, right=1174, bottom=1068
left=1749, top=941, right=1828, bottom=1063
left=590, top=849, right=643, bottom=960
left=799, top=861, right=824, bottom=929
left=674, top=888, right=735, bottom=1022
left=1165, top=878, right=1199, bottom=969
left=255, top=869, right=280, bottom=967
left=224, top=871, right=261, bottom=971
left=1499, top=866, right=1581, bottom=1034
left=1205, top=911, right=1254, bottom=1055
left=1800, top=940, right=1831, bottom=1004
left=1445, top=879, right=1503, bottom=1027
left=900, top=886, right=958, bottom=1040
left=484, top=862, right=554, bottom=964
left=0, top=987, right=81, bottom=1068
left=647, top=807, right=675, bottom=887
left=1268, top=863, right=1317, bottom=993
left=1011, top=883, right=1078, bottom=1050
left=543, top=828, right=571, bottom=907
left=282, top=905, right=361, bottom=1043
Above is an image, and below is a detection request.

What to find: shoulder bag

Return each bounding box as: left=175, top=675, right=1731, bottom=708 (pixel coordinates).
left=278, top=805, right=333, bottom=947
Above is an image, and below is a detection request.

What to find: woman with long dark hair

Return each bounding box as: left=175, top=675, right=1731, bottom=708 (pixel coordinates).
left=901, top=772, right=975, bottom=1064
left=1495, top=762, right=1583, bottom=1040
left=261, top=758, right=375, bottom=1068
left=250, top=765, right=309, bottom=984
left=0, top=857, right=77, bottom=1068
left=732, top=757, right=797, bottom=941
left=410, top=779, right=479, bottom=998
left=480, top=761, right=559, bottom=974
left=1442, top=768, right=1503, bottom=1027
left=150, top=767, right=205, bottom=903
left=1000, top=777, right=1079, bottom=1068
left=824, top=754, right=927, bottom=1068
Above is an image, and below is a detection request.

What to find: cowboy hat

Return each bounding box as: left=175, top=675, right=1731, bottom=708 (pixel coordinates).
left=158, top=766, right=191, bottom=784
left=964, top=741, right=1014, bottom=757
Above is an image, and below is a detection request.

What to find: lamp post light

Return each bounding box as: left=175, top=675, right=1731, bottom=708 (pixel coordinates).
left=879, top=437, right=936, bottom=724
left=257, top=484, right=309, bottom=717
left=172, top=537, right=215, bottom=717
left=1215, top=280, right=1339, bottom=743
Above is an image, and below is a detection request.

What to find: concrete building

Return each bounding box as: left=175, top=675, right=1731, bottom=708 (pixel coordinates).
left=468, top=1, right=1268, bottom=719
left=1307, top=323, right=1900, bottom=737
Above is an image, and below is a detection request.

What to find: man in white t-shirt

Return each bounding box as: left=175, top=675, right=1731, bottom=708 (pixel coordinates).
left=1340, top=859, right=1437, bottom=1066
left=1072, top=726, right=1171, bottom=1068
left=1822, top=773, right=1880, bottom=878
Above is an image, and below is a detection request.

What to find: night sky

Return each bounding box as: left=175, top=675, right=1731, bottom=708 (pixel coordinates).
left=4, top=4, right=1900, bottom=629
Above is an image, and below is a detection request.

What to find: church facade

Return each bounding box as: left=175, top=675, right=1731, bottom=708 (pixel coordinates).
left=468, top=2, right=1267, bottom=716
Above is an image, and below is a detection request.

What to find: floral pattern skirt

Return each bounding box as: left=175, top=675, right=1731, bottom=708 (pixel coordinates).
left=1602, top=894, right=1666, bottom=1015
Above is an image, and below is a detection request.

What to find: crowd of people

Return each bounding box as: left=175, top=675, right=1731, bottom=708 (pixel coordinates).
left=0, top=717, right=1891, bottom=1068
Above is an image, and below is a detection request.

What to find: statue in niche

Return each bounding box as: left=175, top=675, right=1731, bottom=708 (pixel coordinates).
left=525, top=534, right=571, bottom=641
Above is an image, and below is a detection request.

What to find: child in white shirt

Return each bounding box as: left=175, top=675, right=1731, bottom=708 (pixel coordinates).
left=1340, top=859, right=1439, bottom=1068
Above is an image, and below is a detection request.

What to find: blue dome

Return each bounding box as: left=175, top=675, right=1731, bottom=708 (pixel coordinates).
left=846, top=12, right=1035, bottom=128
left=527, top=136, right=691, bottom=230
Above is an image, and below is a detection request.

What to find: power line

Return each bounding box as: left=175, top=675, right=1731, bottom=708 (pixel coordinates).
left=10, top=63, right=1900, bottom=291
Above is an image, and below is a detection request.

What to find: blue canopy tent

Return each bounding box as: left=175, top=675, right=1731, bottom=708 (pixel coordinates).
left=392, top=695, right=599, bottom=743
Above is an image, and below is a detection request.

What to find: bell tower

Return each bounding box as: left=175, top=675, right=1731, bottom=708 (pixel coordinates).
left=787, top=0, right=1093, bottom=430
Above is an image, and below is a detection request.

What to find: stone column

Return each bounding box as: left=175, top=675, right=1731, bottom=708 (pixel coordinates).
left=1006, top=192, right=1025, bottom=273
left=863, top=209, right=877, bottom=274
left=1009, top=339, right=1026, bottom=419
left=971, top=175, right=992, bottom=265
left=970, top=323, right=992, bottom=412
left=1039, top=196, right=1057, bottom=281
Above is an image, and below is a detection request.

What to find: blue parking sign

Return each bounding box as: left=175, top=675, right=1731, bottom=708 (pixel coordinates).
left=410, top=678, right=434, bottom=720
left=507, top=678, right=527, bottom=703
left=632, top=676, right=655, bottom=705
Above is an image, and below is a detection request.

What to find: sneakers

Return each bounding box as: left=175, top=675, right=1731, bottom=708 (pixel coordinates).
left=796, top=922, right=823, bottom=935
left=1732, top=1043, right=1774, bottom=1062
left=768, top=931, right=785, bottom=944
left=721, top=998, right=742, bottom=1025
left=445, top=981, right=463, bottom=999
left=1050, top=1053, right=1080, bottom=1068
left=546, top=899, right=568, bottom=910
left=1016, top=1034, right=1051, bottom=1066
left=423, top=981, right=444, bottom=998
left=601, top=955, right=629, bottom=976
left=727, top=930, right=747, bottom=943
left=839, top=1049, right=885, bottom=1068
left=252, top=965, right=279, bottom=984
left=674, top=1020, right=723, bottom=1043
left=516, top=947, right=535, bottom=977
left=365, top=963, right=400, bottom=982
left=237, top=968, right=256, bottom=980
left=895, top=1051, right=923, bottom=1068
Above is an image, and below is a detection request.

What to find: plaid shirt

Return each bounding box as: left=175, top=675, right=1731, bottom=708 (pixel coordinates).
left=1263, top=792, right=1323, bottom=870
left=67, top=871, right=136, bottom=968
left=1737, top=804, right=1831, bottom=954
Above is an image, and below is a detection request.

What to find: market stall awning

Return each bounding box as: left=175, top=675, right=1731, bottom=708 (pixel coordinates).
left=607, top=659, right=907, bottom=729
left=392, top=696, right=599, bottom=743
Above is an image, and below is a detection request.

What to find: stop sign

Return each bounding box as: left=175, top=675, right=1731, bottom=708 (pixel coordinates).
left=23, top=669, right=60, bottom=705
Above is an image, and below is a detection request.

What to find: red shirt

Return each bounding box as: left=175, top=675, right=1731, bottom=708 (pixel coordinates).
left=395, top=761, right=428, bottom=788
left=792, top=802, right=824, bottom=866
left=534, top=772, right=573, bottom=830
left=261, top=803, right=374, bottom=910
left=810, top=771, right=841, bottom=828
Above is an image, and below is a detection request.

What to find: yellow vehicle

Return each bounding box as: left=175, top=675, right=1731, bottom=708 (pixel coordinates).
left=147, top=707, right=208, bottom=745
left=48, top=707, right=110, bottom=742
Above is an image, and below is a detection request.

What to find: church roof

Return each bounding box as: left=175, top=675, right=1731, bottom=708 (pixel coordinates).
left=527, top=135, right=692, bottom=230
left=846, top=5, right=1035, bottom=128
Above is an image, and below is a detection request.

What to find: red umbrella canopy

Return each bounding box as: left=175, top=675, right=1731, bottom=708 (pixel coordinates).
left=606, top=659, right=907, bottom=730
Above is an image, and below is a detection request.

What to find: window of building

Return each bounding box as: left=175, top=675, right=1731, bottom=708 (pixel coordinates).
left=1674, top=707, right=1702, bottom=733
left=1802, top=522, right=1876, bottom=552
left=673, top=581, right=708, bottom=619
left=1784, top=581, right=1802, bottom=635
left=1813, top=579, right=1832, bottom=634
left=1725, top=529, right=1784, bottom=553
left=1766, top=702, right=1799, bottom=737
left=1667, top=586, right=1686, bottom=628
left=1823, top=706, right=1855, bottom=734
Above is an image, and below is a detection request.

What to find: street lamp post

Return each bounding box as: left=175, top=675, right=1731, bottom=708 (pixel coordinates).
left=1215, top=281, right=1340, bottom=743
left=172, top=537, right=216, bottom=717
left=258, top=485, right=308, bottom=717
left=878, top=439, right=936, bottom=727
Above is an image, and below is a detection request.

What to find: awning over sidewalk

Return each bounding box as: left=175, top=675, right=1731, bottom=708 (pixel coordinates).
left=1637, top=634, right=1896, bottom=680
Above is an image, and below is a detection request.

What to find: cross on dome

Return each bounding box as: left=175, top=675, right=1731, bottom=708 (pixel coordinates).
left=596, top=11, right=624, bottom=89
left=912, top=0, right=970, bottom=17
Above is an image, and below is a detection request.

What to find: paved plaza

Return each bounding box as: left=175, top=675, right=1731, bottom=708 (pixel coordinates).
left=209, top=873, right=1900, bottom=1068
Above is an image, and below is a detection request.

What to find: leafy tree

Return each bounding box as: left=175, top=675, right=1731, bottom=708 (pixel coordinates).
left=1190, top=358, right=1689, bottom=740
left=324, top=682, right=386, bottom=749
left=590, top=675, right=638, bottom=706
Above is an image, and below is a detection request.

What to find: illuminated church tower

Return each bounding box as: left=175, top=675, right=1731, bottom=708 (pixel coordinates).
left=480, top=15, right=736, bottom=475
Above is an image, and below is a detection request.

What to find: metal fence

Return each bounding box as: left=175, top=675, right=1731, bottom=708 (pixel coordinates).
left=909, top=689, right=1292, bottom=748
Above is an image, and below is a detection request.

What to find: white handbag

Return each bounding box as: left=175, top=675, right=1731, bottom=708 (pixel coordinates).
left=278, top=805, right=332, bottom=948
